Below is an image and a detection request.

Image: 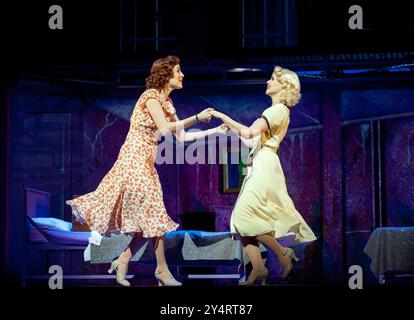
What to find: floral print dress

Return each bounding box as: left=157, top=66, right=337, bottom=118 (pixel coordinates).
left=66, top=89, right=179, bottom=237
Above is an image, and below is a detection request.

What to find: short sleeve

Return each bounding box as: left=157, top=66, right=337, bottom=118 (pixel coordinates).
left=261, top=103, right=289, bottom=130
left=138, top=89, right=162, bottom=106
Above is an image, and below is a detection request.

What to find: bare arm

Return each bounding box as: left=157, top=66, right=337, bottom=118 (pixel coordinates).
left=146, top=99, right=213, bottom=135
left=239, top=135, right=256, bottom=148
left=173, top=114, right=228, bottom=142
left=212, top=111, right=268, bottom=139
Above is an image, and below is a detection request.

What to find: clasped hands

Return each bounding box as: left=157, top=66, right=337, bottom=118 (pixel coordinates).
left=197, top=107, right=228, bottom=133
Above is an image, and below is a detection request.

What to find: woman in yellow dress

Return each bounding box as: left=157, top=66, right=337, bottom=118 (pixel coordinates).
left=211, top=66, right=317, bottom=285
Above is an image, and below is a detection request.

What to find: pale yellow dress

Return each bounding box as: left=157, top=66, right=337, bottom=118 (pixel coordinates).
left=230, top=103, right=317, bottom=243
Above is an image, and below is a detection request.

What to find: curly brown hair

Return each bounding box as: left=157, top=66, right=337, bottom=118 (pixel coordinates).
left=145, top=55, right=180, bottom=91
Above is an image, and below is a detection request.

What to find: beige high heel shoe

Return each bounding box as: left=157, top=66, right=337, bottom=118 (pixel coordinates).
left=108, top=259, right=131, bottom=287
left=239, top=267, right=269, bottom=286
left=280, top=247, right=299, bottom=279
left=154, top=269, right=182, bottom=286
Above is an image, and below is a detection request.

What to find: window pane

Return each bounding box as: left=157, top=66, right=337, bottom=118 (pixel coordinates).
left=136, top=0, right=156, bottom=38
left=241, top=0, right=297, bottom=48
left=159, top=0, right=176, bottom=38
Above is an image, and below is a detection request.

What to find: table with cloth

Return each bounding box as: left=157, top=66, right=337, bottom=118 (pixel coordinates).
left=364, top=227, right=414, bottom=284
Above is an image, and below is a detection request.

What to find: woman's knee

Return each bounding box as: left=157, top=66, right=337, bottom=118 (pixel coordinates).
left=241, top=236, right=258, bottom=247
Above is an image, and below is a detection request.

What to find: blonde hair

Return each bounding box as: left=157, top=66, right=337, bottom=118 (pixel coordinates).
left=274, top=66, right=301, bottom=107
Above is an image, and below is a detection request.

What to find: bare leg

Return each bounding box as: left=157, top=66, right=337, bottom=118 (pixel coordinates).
left=118, top=232, right=145, bottom=264
left=154, top=236, right=168, bottom=271
left=240, top=236, right=269, bottom=285
left=154, top=236, right=182, bottom=286
left=256, top=233, right=285, bottom=257
left=109, top=232, right=146, bottom=287
left=256, top=233, right=298, bottom=279
left=241, top=236, right=265, bottom=270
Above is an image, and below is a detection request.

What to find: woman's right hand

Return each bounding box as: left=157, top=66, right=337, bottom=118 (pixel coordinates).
left=197, top=108, right=214, bottom=122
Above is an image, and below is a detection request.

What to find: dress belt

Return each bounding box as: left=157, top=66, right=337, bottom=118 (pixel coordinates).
left=248, top=145, right=278, bottom=163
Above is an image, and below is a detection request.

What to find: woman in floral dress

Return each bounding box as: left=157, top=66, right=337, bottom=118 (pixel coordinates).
left=67, top=55, right=226, bottom=286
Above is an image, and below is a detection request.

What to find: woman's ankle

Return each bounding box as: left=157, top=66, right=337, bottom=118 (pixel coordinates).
left=275, top=246, right=288, bottom=258
left=155, top=265, right=169, bottom=273
left=251, top=265, right=267, bottom=271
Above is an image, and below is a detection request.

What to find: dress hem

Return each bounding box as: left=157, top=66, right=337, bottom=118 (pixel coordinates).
left=66, top=200, right=179, bottom=239
left=231, top=222, right=317, bottom=244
